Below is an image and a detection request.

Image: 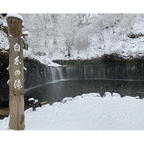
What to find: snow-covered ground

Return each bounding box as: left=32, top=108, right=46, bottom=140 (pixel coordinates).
left=0, top=92, right=144, bottom=130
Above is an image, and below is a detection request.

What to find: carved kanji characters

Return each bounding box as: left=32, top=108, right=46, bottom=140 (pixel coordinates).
left=14, top=79, right=22, bottom=90
left=14, top=56, right=21, bottom=65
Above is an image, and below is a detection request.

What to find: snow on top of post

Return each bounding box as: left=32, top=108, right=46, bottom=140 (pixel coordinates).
left=6, top=13, right=23, bottom=21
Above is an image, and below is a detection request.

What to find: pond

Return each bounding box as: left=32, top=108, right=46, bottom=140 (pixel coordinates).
left=24, top=79, right=144, bottom=104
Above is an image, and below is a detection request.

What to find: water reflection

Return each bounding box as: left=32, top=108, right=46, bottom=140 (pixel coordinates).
left=24, top=79, right=144, bottom=104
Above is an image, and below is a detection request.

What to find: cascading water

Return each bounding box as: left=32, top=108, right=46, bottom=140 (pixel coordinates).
left=50, top=67, right=57, bottom=81
left=49, top=67, right=64, bottom=81
left=56, top=67, right=64, bottom=80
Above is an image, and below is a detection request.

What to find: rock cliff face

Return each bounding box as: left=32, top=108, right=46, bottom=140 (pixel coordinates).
left=54, top=55, right=144, bottom=81
left=0, top=52, right=9, bottom=106
left=0, top=52, right=53, bottom=106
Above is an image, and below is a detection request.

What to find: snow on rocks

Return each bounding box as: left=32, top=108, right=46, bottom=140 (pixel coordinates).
left=0, top=92, right=144, bottom=130
left=62, top=97, right=73, bottom=103
left=28, top=98, right=35, bottom=101
left=103, top=92, right=112, bottom=97
left=35, top=99, right=38, bottom=103
left=112, top=92, right=121, bottom=97
left=22, top=31, right=31, bottom=36
left=136, top=96, right=140, bottom=99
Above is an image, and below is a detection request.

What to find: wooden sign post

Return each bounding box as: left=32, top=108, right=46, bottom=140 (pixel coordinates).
left=7, top=16, right=25, bottom=130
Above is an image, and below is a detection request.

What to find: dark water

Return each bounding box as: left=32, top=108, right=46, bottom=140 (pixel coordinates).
left=1, top=79, right=144, bottom=119
left=24, top=79, right=144, bottom=104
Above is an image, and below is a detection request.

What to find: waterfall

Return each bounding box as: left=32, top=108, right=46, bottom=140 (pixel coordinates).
left=50, top=67, right=56, bottom=81
left=56, top=67, right=64, bottom=80
left=49, top=67, right=64, bottom=81
left=83, top=65, right=86, bottom=79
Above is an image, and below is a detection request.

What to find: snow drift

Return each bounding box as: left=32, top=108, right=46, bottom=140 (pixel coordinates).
left=0, top=93, right=144, bottom=130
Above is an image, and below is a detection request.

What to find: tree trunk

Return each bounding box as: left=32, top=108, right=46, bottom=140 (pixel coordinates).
left=67, top=46, right=71, bottom=57
left=7, top=17, right=25, bottom=130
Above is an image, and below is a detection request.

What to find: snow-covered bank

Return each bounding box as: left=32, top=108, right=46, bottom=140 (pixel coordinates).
left=1, top=93, right=144, bottom=130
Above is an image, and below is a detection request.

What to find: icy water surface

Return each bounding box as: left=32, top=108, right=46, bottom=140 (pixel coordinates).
left=24, top=79, right=144, bottom=104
